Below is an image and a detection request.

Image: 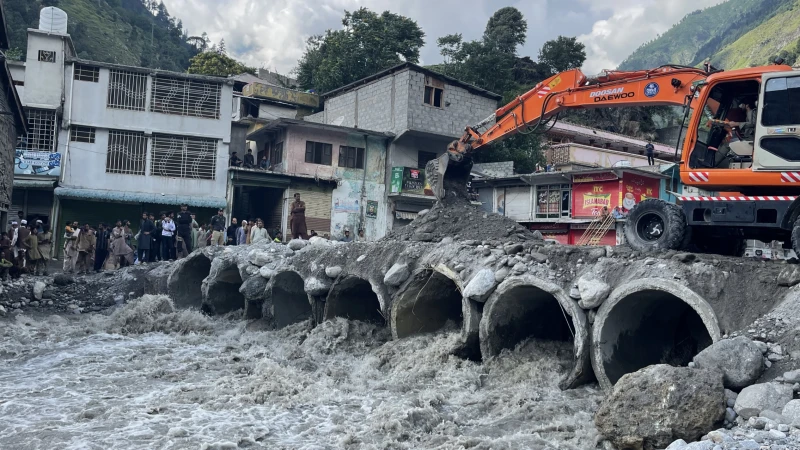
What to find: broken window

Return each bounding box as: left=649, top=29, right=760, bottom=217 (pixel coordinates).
left=338, top=146, right=365, bottom=169
left=305, top=141, right=332, bottom=165
left=424, top=76, right=444, bottom=108
left=417, top=151, right=437, bottom=169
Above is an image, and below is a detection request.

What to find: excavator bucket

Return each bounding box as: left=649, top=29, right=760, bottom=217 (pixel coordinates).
left=425, top=150, right=473, bottom=201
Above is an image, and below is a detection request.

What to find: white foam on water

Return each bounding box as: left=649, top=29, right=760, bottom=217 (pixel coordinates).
left=0, top=296, right=601, bottom=449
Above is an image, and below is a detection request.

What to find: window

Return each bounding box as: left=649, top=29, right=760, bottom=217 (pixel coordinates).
left=38, top=50, right=55, bottom=63
left=305, top=141, right=332, bottom=165
left=535, top=184, right=571, bottom=219
left=70, top=126, right=96, bottom=143
left=74, top=64, right=99, bottom=82
left=417, top=151, right=437, bottom=169
left=17, top=109, right=56, bottom=152
left=270, top=142, right=284, bottom=167
left=106, top=130, right=147, bottom=175
left=107, top=69, right=147, bottom=111
left=151, top=76, right=222, bottom=119
left=763, top=76, right=800, bottom=127
left=338, top=146, right=365, bottom=169
left=12, top=80, right=23, bottom=86
left=151, top=134, right=218, bottom=180
left=423, top=75, right=444, bottom=107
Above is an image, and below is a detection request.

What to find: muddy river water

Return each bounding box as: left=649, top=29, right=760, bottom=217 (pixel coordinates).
left=0, top=295, right=602, bottom=450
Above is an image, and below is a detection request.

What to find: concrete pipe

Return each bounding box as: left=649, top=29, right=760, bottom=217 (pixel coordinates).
left=390, top=269, right=464, bottom=340
left=167, top=252, right=212, bottom=309
left=479, top=275, right=593, bottom=390
left=266, top=271, right=313, bottom=329
left=202, top=259, right=246, bottom=315
left=591, top=278, right=721, bottom=391
left=325, top=276, right=386, bottom=325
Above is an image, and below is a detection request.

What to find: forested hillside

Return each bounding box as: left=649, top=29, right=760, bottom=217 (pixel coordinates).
left=618, top=0, right=795, bottom=70
left=3, top=0, right=200, bottom=72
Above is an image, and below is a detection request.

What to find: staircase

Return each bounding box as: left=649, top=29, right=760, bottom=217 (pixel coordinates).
left=577, top=214, right=616, bottom=246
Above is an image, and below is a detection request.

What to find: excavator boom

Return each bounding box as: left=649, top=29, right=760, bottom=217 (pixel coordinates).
left=451, top=65, right=708, bottom=156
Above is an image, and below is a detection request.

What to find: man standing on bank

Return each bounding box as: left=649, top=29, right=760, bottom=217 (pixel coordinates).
left=176, top=204, right=194, bottom=254
left=290, top=193, right=307, bottom=240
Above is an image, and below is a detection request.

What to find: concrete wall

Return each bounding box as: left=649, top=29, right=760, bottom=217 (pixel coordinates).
left=563, top=143, right=663, bottom=168
left=8, top=63, right=25, bottom=105
left=24, top=32, right=67, bottom=109
left=67, top=65, right=233, bottom=141
left=60, top=128, right=228, bottom=198
left=405, top=71, right=497, bottom=138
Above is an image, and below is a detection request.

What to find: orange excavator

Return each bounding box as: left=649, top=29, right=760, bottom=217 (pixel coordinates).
left=434, top=61, right=800, bottom=255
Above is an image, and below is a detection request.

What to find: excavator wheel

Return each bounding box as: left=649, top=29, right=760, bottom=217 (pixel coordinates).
left=624, top=199, right=688, bottom=253
left=791, top=216, right=800, bottom=259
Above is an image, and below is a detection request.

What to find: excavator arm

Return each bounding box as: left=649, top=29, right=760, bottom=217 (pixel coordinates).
left=449, top=66, right=709, bottom=156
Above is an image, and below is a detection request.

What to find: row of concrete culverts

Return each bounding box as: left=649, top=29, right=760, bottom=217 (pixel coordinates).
left=164, top=240, right=782, bottom=392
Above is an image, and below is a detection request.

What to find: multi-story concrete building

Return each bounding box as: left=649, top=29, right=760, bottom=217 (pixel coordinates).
left=10, top=8, right=233, bottom=252
left=305, top=62, right=501, bottom=231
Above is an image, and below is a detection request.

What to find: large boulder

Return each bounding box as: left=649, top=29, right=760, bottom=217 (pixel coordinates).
left=463, top=269, right=496, bottom=302
left=383, top=263, right=410, bottom=287
left=734, top=382, right=794, bottom=419
left=32, top=281, right=46, bottom=301
left=595, top=365, right=725, bottom=450
left=239, top=276, right=267, bottom=300
left=691, top=337, right=764, bottom=389
left=287, top=239, right=307, bottom=251
left=576, top=276, right=611, bottom=309
left=781, top=399, right=800, bottom=425
left=304, top=277, right=332, bottom=296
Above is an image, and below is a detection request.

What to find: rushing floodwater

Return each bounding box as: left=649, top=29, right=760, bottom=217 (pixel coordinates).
left=0, top=295, right=602, bottom=450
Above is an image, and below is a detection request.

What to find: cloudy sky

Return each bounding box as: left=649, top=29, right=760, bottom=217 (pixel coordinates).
left=161, top=0, right=723, bottom=76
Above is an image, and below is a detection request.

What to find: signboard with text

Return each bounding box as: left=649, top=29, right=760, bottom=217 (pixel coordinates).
left=14, top=150, right=61, bottom=176
left=572, top=172, right=618, bottom=183
left=572, top=179, right=618, bottom=218
left=390, top=167, right=434, bottom=196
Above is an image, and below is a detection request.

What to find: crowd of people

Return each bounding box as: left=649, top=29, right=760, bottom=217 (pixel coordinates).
left=0, top=217, right=53, bottom=279
left=3, top=193, right=366, bottom=279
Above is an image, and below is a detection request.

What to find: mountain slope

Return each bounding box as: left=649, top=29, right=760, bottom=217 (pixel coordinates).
left=3, top=0, right=199, bottom=72
left=711, top=0, right=800, bottom=68
left=618, top=0, right=790, bottom=70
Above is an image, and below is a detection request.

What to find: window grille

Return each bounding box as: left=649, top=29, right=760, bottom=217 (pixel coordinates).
left=338, top=146, right=365, bottom=169
left=305, top=141, right=332, bottom=165
left=106, top=130, right=148, bottom=175
left=151, top=134, right=217, bottom=180
left=151, top=76, right=222, bottom=119
left=70, top=126, right=96, bottom=143
left=17, top=109, right=56, bottom=151
left=74, top=64, right=99, bottom=82
left=107, top=69, right=147, bottom=111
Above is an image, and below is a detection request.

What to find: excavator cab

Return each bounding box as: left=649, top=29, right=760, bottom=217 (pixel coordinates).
left=751, top=71, right=800, bottom=171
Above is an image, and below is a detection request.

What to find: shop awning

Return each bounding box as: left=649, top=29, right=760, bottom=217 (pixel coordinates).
left=396, top=211, right=418, bottom=220
left=54, top=187, right=227, bottom=208
left=13, top=179, right=56, bottom=189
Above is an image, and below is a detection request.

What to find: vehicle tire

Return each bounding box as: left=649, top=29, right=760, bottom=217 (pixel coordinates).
left=624, top=198, right=687, bottom=252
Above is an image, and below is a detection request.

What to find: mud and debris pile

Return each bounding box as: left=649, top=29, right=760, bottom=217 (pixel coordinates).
left=383, top=187, right=537, bottom=243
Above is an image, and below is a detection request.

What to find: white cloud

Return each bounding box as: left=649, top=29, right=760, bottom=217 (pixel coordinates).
left=161, top=0, right=721, bottom=77
left=577, top=0, right=723, bottom=74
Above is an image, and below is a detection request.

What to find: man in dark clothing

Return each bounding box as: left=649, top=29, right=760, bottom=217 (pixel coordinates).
left=230, top=152, right=242, bottom=167
left=227, top=218, right=239, bottom=246
left=210, top=209, right=226, bottom=246
left=243, top=149, right=255, bottom=168
left=94, top=223, right=111, bottom=272
left=645, top=140, right=655, bottom=165
left=175, top=204, right=194, bottom=254
left=16, top=220, right=30, bottom=268
left=148, top=213, right=158, bottom=262
left=138, top=212, right=156, bottom=263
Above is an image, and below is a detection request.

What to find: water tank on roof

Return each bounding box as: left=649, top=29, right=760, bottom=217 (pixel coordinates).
left=39, top=7, right=68, bottom=34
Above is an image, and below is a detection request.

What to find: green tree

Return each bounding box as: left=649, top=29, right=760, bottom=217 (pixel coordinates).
left=537, top=36, right=586, bottom=74
left=296, top=8, right=425, bottom=93
left=483, top=6, right=527, bottom=55
left=188, top=51, right=254, bottom=77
